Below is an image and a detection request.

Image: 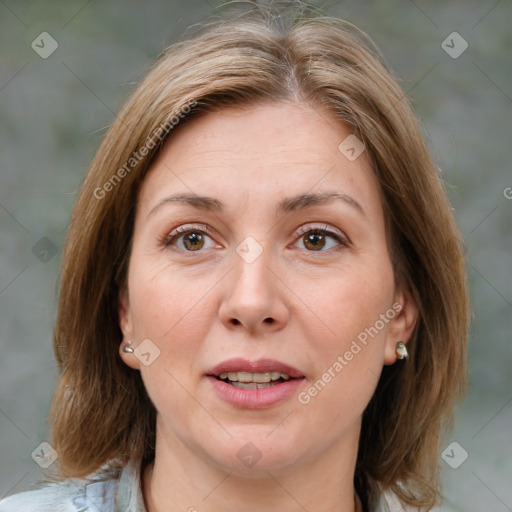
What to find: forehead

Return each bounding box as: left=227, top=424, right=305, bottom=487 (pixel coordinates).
left=138, top=101, right=381, bottom=219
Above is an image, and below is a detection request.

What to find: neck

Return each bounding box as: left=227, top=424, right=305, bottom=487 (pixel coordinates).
left=143, top=418, right=362, bottom=512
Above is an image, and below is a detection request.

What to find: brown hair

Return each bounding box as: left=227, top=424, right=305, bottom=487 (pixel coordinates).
left=49, top=3, right=469, bottom=510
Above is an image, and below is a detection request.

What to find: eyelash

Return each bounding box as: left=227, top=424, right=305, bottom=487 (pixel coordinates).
left=161, top=223, right=348, bottom=254
left=294, top=224, right=347, bottom=252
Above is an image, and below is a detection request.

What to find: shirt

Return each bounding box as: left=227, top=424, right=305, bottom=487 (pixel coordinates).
left=0, top=458, right=400, bottom=512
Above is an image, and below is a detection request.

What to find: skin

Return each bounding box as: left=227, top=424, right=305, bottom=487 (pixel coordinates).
left=119, top=101, right=418, bottom=512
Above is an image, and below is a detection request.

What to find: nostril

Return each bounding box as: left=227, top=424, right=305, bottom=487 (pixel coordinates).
left=229, top=317, right=274, bottom=325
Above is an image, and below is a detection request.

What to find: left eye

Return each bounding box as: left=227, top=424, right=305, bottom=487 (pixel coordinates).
left=294, top=228, right=346, bottom=252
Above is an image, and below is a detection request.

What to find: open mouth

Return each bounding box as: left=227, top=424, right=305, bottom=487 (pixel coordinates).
left=207, top=359, right=305, bottom=408
left=214, top=371, right=296, bottom=389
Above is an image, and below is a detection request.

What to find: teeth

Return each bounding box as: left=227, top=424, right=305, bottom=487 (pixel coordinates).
left=250, top=372, right=270, bottom=383
left=231, top=381, right=276, bottom=389
left=218, top=371, right=290, bottom=382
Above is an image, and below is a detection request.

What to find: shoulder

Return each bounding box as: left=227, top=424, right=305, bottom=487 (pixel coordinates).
left=0, top=474, right=118, bottom=512
left=377, top=489, right=459, bottom=512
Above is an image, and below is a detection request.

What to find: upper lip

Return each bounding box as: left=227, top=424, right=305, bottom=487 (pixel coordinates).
left=207, top=358, right=304, bottom=379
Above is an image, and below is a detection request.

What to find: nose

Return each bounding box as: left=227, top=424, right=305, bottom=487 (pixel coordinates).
left=218, top=244, right=290, bottom=335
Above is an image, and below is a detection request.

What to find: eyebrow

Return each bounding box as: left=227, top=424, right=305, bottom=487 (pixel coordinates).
left=148, top=191, right=365, bottom=217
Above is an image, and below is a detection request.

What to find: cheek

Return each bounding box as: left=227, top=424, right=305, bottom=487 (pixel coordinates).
left=128, top=259, right=215, bottom=346
left=126, top=262, right=218, bottom=418
left=298, top=264, right=394, bottom=410
left=303, top=262, right=394, bottom=348
left=129, top=266, right=215, bottom=427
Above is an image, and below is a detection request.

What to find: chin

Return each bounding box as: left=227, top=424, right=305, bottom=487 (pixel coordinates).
left=200, top=426, right=305, bottom=477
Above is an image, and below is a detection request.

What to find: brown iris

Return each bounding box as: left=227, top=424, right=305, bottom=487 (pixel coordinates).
left=183, top=232, right=205, bottom=251
left=303, top=231, right=326, bottom=251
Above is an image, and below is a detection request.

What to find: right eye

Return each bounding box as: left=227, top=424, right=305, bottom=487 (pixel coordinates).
left=162, top=225, right=218, bottom=252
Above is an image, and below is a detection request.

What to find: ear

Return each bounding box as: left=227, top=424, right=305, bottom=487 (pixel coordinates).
left=383, top=287, right=418, bottom=365
left=118, top=288, right=140, bottom=370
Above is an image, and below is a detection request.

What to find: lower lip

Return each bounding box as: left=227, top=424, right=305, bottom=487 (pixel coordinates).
left=207, top=376, right=304, bottom=409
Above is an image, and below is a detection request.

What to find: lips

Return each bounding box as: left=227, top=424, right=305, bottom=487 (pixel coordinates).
left=206, top=358, right=305, bottom=409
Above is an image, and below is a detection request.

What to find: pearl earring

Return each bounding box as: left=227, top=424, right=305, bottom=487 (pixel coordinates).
left=395, top=341, right=408, bottom=360
left=122, top=341, right=134, bottom=353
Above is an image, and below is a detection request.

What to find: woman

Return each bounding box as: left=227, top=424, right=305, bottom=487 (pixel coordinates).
left=0, top=3, right=469, bottom=511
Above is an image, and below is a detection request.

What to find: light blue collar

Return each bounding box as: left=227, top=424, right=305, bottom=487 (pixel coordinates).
left=114, top=459, right=147, bottom=512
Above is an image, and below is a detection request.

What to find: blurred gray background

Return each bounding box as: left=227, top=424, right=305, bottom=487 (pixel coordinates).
left=0, top=1, right=510, bottom=510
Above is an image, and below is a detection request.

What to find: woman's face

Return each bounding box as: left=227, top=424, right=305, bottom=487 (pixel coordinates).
left=120, top=101, right=417, bottom=476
